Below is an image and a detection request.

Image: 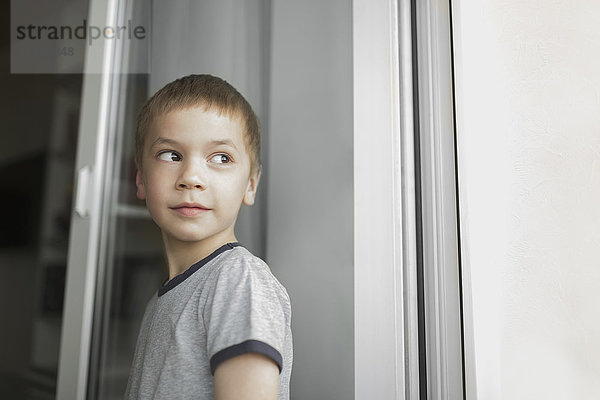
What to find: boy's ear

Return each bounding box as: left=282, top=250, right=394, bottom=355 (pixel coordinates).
left=135, top=169, right=147, bottom=200
left=242, top=168, right=261, bottom=206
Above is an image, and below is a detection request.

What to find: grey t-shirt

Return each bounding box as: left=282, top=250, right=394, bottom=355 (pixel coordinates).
left=125, top=243, right=293, bottom=399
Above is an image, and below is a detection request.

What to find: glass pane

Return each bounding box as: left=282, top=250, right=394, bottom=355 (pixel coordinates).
left=1, top=2, right=88, bottom=398
left=89, top=73, right=165, bottom=399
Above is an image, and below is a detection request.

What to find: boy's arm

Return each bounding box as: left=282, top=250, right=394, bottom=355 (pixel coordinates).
left=214, top=352, right=280, bottom=399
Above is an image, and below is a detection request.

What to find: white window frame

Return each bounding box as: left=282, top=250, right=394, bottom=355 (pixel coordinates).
left=353, top=0, right=420, bottom=398
left=415, top=0, right=464, bottom=399
left=354, top=0, right=463, bottom=398
left=57, top=0, right=121, bottom=398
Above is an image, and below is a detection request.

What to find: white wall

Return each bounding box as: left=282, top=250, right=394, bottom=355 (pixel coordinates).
left=453, top=1, right=600, bottom=399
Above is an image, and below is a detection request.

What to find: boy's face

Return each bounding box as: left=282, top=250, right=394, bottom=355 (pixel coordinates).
left=136, top=107, right=259, bottom=249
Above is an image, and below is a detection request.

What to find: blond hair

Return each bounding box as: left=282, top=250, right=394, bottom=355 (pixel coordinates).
left=135, top=74, right=261, bottom=173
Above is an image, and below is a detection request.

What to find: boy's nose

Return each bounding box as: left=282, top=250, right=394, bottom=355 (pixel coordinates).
left=176, top=161, right=207, bottom=190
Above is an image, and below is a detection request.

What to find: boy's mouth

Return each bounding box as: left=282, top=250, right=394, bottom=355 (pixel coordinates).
left=170, top=202, right=211, bottom=216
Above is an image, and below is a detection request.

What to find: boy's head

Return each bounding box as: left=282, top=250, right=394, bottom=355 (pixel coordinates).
left=134, top=75, right=262, bottom=251
left=135, top=74, right=261, bottom=175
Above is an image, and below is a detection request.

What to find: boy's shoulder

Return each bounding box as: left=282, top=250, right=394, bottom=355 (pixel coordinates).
left=210, top=244, right=273, bottom=277
left=219, top=244, right=264, bottom=264
left=204, top=244, right=290, bottom=302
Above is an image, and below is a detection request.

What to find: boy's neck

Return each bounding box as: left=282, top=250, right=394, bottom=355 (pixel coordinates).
left=162, top=231, right=237, bottom=280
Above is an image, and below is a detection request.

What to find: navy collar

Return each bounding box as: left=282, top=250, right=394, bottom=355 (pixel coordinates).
left=158, top=242, right=241, bottom=296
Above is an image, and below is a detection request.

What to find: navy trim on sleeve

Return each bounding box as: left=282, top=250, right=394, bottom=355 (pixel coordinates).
left=158, top=242, right=241, bottom=296
left=210, top=340, right=283, bottom=375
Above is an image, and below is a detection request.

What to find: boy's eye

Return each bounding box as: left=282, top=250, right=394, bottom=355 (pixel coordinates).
left=210, top=154, right=232, bottom=164
left=157, top=151, right=182, bottom=162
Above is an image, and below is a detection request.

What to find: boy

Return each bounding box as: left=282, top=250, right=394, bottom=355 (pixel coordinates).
left=125, top=74, right=293, bottom=399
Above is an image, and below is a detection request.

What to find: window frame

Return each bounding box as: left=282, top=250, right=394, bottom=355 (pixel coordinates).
left=353, top=0, right=464, bottom=398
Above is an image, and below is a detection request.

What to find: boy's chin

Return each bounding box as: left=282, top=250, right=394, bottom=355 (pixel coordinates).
left=162, top=232, right=208, bottom=244
left=160, top=229, right=234, bottom=247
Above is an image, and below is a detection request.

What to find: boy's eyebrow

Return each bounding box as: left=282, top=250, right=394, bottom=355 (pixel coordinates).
left=150, top=137, right=180, bottom=148
left=209, top=139, right=238, bottom=150
left=150, top=137, right=239, bottom=150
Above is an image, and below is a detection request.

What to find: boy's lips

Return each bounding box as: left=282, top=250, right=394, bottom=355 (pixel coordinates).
left=170, top=202, right=211, bottom=217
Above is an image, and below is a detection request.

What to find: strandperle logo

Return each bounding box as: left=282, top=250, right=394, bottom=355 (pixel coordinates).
left=14, top=19, right=146, bottom=46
